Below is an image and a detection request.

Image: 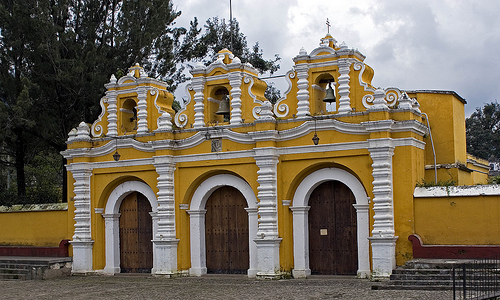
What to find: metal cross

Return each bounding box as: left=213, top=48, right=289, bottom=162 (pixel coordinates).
left=326, top=18, right=331, bottom=34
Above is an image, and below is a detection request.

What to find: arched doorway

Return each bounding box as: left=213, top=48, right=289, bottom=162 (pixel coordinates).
left=291, top=168, right=370, bottom=278
left=205, top=186, right=249, bottom=274
left=119, top=192, right=153, bottom=273
left=308, top=181, right=357, bottom=275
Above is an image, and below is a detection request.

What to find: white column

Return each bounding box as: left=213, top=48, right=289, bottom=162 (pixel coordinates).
left=67, top=164, right=94, bottom=273
left=368, top=138, right=398, bottom=280
left=136, top=87, right=148, bottom=134
left=295, top=63, right=310, bottom=117
left=102, top=213, right=120, bottom=274
left=192, top=76, right=206, bottom=129
left=290, top=206, right=311, bottom=278
left=187, top=209, right=207, bottom=276
left=245, top=207, right=259, bottom=277
left=106, top=90, right=118, bottom=136
left=254, top=147, right=282, bottom=278
left=337, top=59, right=352, bottom=113
left=229, top=72, right=243, bottom=124
left=353, top=203, right=370, bottom=278
left=153, top=156, right=179, bottom=276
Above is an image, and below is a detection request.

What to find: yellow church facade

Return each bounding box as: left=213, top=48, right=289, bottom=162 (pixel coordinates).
left=60, top=34, right=489, bottom=280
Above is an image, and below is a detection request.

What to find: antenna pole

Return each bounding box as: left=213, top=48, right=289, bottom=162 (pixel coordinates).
left=230, top=0, right=233, bottom=52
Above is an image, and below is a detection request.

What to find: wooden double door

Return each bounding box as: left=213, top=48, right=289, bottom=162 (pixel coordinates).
left=308, top=180, right=358, bottom=275
left=119, top=192, right=153, bottom=273
left=205, top=186, right=249, bottom=274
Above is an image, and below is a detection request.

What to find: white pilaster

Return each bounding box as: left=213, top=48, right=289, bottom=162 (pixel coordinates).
left=191, top=75, right=206, bottom=129
left=353, top=203, right=371, bottom=278
left=153, top=156, right=179, bottom=276
left=368, top=138, right=398, bottom=280
left=187, top=209, right=207, bottom=276
left=136, top=87, right=148, bottom=134
left=106, top=90, right=118, bottom=136
left=295, top=63, right=310, bottom=117
left=245, top=207, right=259, bottom=277
left=68, top=164, right=94, bottom=273
left=290, top=206, right=311, bottom=278
left=102, top=213, right=120, bottom=274
left=254, top=147, right=282, bottom=278
left=228, top=72, right=243, bottom=124
left=337, top=59, right=352, bottom=113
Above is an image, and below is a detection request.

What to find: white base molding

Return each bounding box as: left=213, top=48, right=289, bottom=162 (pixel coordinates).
left=292, top=268, right=311, bottom=278
left=70, top=240, right=94, bottom=273
left=369, top=236, right=398, bottom=280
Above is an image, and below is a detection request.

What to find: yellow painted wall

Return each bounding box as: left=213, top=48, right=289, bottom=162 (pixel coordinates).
left=393, top=145, right=425, bottom=263
left=0, top=208, right=71, bottom=247
left=414, top=196, right=500, bottom=245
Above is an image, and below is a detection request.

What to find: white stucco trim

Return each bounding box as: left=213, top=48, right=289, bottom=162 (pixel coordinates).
left=291, top=168, right=370, bottom=278
left=187, top=174, right=258, bottom=277
left=103, top=181, right=158, bottom=274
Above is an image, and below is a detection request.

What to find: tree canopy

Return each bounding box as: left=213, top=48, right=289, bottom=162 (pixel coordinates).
left=0, top=0, right=280, bottom=205
left=466, top=102, right=500, bottom=160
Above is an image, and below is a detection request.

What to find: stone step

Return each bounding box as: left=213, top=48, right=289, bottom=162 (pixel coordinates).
left=390, top=273, right=452, bottom=281
left=0, top=257, right=72, bottom=280
left=0, top=272, right=30, bottom=280
left=392, top=268, right=453, bottom=275
left=372, top=284, right=452, bottom=291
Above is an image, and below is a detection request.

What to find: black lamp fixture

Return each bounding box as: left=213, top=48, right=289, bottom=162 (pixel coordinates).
left=113, top=139, right=121, bottom=161
left=312, top=118, right=320, bottom=145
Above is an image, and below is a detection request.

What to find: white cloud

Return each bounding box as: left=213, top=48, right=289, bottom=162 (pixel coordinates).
left=174, top=0, right=500, bottom=115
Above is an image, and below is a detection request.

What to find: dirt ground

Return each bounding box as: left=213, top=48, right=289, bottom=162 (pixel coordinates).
left=0, top=274, right=454, bottom=300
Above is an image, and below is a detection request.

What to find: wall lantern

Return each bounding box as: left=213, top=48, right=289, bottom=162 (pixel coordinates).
left=113, top=139, right=121, bottom=161
left=312, top=118, right=319, bottom=145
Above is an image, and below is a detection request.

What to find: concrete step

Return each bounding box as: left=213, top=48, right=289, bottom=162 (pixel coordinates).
left=390, top=273, right=452, bottom=281
left=0, top=257, right=72, bottom=280
left=372, top=284, right=452, bottom=291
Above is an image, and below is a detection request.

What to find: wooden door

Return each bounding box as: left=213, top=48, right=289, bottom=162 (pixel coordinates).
left=205, top=186, right=249, bottom=274
left=308, top=180, right=357, bottom=275
left=119, top=192, right=153, bottom=273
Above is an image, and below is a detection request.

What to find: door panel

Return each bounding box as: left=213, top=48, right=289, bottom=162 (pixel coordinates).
left=119, top=192, right=153, bottom=273
left=308, top=181, right=357, bottom=275
left=205, top=186, right=249, bottom=274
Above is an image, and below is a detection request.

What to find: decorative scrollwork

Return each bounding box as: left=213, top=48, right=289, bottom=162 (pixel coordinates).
left=353, top=61, right=373, bottom=93
left=362, top=94, right=375, bottom=108
left=384, top=89, right=400, bottom=107
left=91, top=96, right=107, bottom=137
left=174, top=84, right=192, bottom=128
left=274, top=100, right=289, bottom=118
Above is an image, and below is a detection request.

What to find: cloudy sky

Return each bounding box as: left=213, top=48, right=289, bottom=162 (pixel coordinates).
left=174, top=0, right=500, bottom=116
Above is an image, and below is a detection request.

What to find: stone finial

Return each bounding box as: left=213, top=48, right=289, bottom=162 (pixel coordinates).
left=232, top=56, right=241, bottom=64
left=368, top=89, right=389, bottom=110
left=398, top=92, right=413, bottom=109
left=299, top=47, right=307, bottom=56
left=109, top=74, right=117, bottom=84
left=412, top=97, right=421, bottom=113
left=67, top=128, right=78, bottom=142
left=75, top=122, right=91, bottom=141
left=257, top=101, right=275, bottom=120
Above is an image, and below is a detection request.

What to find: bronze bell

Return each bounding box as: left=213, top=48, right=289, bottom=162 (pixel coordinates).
left=216, top=95, right=230, bottom=115
left=323, top=82, right=336, bottom=103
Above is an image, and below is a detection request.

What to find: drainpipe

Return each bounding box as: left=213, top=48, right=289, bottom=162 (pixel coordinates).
left=422, top=112, right=437, bottom=184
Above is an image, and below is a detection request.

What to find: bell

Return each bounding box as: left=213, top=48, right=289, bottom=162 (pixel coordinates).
left=216, top=95, right=230, bottom=115
left=323, top=82, right=336, bottom=103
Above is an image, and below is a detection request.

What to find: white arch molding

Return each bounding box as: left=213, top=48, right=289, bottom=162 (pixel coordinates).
left=102, top=181, right=158, bottom=274
left=291, top=168, right=370, bottom=278
left=187, top=174, right=258, bottom=277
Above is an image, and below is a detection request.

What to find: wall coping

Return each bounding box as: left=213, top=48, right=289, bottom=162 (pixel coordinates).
left=0, top=203, right=68, bottom=213
left=414, top=185, right=500, bottom=198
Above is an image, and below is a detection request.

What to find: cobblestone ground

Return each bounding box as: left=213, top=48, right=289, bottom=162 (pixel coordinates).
left=0, top=275, right=453, bottom=300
